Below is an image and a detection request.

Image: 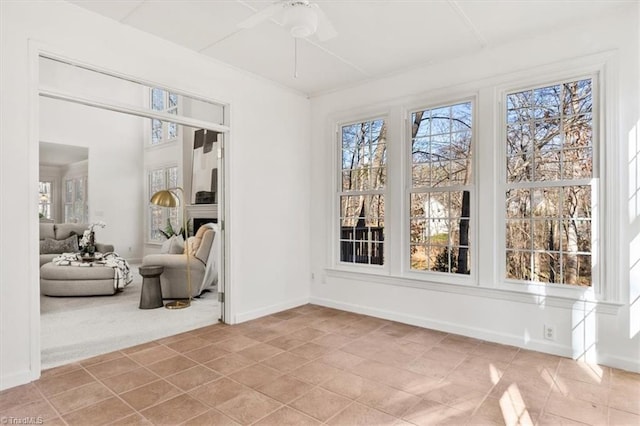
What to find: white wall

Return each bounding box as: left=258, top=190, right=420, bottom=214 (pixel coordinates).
left=40, top=99, right=144, bottom=259
left=0, top=0, right=310, bottom=390
left=309, top=5, right=640, bottom=372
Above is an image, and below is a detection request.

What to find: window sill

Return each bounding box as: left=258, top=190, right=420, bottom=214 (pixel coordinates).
left=324, top=268, right=623, bottom=315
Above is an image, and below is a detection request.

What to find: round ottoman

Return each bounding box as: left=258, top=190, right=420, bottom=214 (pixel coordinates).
left=40, top=262, right=116, bottom=296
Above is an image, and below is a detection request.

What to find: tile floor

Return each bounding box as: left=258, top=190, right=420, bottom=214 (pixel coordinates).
left=2, top=304, right=639, bottom=425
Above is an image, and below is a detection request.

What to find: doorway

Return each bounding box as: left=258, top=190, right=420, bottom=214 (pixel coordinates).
left=38, top=55, right=230, bottom=368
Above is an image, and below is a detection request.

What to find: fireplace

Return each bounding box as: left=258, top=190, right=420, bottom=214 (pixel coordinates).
left=193, top=217, right=217, bottom=235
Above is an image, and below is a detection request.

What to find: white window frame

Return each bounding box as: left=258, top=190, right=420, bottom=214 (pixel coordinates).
left=149, top=87, right=180, bottom=146
left=334, top=114, right=389, bottom=273
left=403, top=97, right=477, bottom=286
left=39, top=181, right=53, bottom=220
left=497, top=71, right=604, bottom=299
left=147, top=164, right=180, bottom=244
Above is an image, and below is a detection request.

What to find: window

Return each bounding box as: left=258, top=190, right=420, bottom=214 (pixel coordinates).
left=150, top=88, right=178, bottom=145
left=339, top=118, right=387, bottom=266
left=39, top=181, right=52, bottom=219
left=409, top=102, right=473, bottom=275
left=64, top=177, right=88, bottom=223
left=148, top=166, right=179, bottom=243
left=505, top=78, right=594, bottom=286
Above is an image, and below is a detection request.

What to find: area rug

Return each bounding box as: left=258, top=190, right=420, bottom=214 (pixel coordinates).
left=40, top=263, right=219, bottom=369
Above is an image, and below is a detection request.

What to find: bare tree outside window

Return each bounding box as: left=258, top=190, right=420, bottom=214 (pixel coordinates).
left=410, top=102, right=473, bottom=275
left=339, top=118, right=386, bottom=265
left=505, top=79, right=593, bottom=286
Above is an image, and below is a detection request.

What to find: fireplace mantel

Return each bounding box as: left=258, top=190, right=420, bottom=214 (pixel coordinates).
left=186, top=204, right=218, bottom=222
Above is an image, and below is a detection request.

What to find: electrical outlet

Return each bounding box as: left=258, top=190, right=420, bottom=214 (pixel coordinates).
left=543, top=324, right=555, bottom=341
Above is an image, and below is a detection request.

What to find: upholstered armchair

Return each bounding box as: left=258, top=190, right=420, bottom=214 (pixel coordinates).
left=142, top=224, right=218, bottom=299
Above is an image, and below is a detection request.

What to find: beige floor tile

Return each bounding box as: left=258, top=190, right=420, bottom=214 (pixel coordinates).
left=241, top=327, right=284, bottom=343
left=290, top=361, right=340, bottom=385
left=491, top=367, right=555, bottom=402
left=120, top=379, right=182, bottom=411
left=472, top=395, right=537, bottom=425
left=35, top=368, right=95, bottom=397
left=552, top=375, right=610, bottom=405
left=406, top=355, right=460, bottom=379
left=1, top=399, right=58, bottom=422
left=261, top=351, right=310, bottom=372
left=421, top=379, right=487, bottom=414
left=403, top=328, right=448, bottom=347
left=126, top=345, right=177, bottom=365
left=101, top=367, right=159, bottom=394
left=470, top=341, right=520, bottom=363
left=107, top=413, right=153, bottom=425
left=0, top=383, right=43, bottom=411
left=545, top=392, right=608, bottom=425
left=320, top=350, right=366, bottom=370
left=327, top=402, right=398, bottom=425
left=146, top=354, right=198, bottom=377
left=402, top=398, right=468, bottom=426
left=511, top=349, right=561, bottom=370
left=257, top=374, right=314, bottom=403
left=79, top=351, right=125, bottom=367
left=119, top=340, right=159, bottom=355
left=556, top=359, right=611, bottom=386
left=289, top=342, right=333, bottom=360
left=204, top=353, right=256, bottom=375
left=183, top=344, right=230, bottom=364
left=228, top=364, right=282, bottom=389
left=140, top=394, right=209, bottom=425
left=609, top=386, right=640, bottom=415
left=62, top=397, right=134, bottom=426
left=165, top=365, right=221, bottom=391
left=165, top=336, right=210, bottom=354
left=357, top=381, right=421, bottom=417
left=236, top=343, right=284, bottom=362
left=447, top=355, right=507, bottom=391
left=189, top=377, right=250, bottom=407
left=216, top=390, right=282, bottom=424
left=254, top=406, right=321, bottom=426
left=435, top=334, right=482, bottom=354
left=183, top=408, right=241, bottom=426
left=217, top=335, right=262, bottom=352
left=287, top=327, right=327, bottom=342
left=48, top=381, right=112, bottom=414
left=321, top=372, right=370, bottom=399
left=609, top=407, right=640, bottom=425
left=84, top=356, right=140, bottom=380
left=311, top=332, right=353, bottom=349
left=39, top=362, right=83, bottom=380
left=266, top=335, right=306, bottom=351
left=289, top=387, right=352, bottom=422
left=536, top=412, right=587, bottom=425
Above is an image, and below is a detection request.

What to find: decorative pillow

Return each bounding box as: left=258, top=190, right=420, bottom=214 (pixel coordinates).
left=185, top=226, right=208, bottom=256
left=186, top=236, right=200, bottom=256
left=160, top=235, right=184, bottom=254
left=40, top=235, right=79, bottom=254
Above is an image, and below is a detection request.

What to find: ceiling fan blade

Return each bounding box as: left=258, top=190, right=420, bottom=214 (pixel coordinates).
left=238, top=2, right=282, bottom=29
left=313, top=4, right=337, bottom=41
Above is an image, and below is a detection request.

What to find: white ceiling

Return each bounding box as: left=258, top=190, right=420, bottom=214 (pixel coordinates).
left=69, top=0, right=627, bottom=97
left=40, top=142, right=88, bottom=166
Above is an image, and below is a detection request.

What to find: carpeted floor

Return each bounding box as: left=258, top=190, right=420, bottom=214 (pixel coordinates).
left=40, top=263, right=219, bottom=369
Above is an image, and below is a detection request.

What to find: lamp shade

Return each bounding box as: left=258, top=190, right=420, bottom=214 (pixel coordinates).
left=150, top=190, right=178, bottom=208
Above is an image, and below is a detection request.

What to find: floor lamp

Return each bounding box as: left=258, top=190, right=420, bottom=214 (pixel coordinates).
left=149, top=187, right=192, bottom=309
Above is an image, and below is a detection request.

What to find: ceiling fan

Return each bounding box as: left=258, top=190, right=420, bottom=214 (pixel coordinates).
left=238, top=0, right=338, bottom=41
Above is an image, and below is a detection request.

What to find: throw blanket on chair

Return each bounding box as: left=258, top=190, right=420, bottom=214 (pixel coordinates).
left=52, top=252, right=133, bottom=290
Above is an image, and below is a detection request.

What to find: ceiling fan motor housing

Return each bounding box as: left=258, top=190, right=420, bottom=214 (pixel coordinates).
left=283, top=3, right=318, bottom=38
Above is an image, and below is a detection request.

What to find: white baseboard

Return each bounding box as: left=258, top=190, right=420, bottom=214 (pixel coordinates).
left=0, top=369, right=35, bottom=391
left=235, top=297, right=309, bottom=324
left=309, top=296, right=573, bottom=358
left=597, top=353, right=640, bottom=373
